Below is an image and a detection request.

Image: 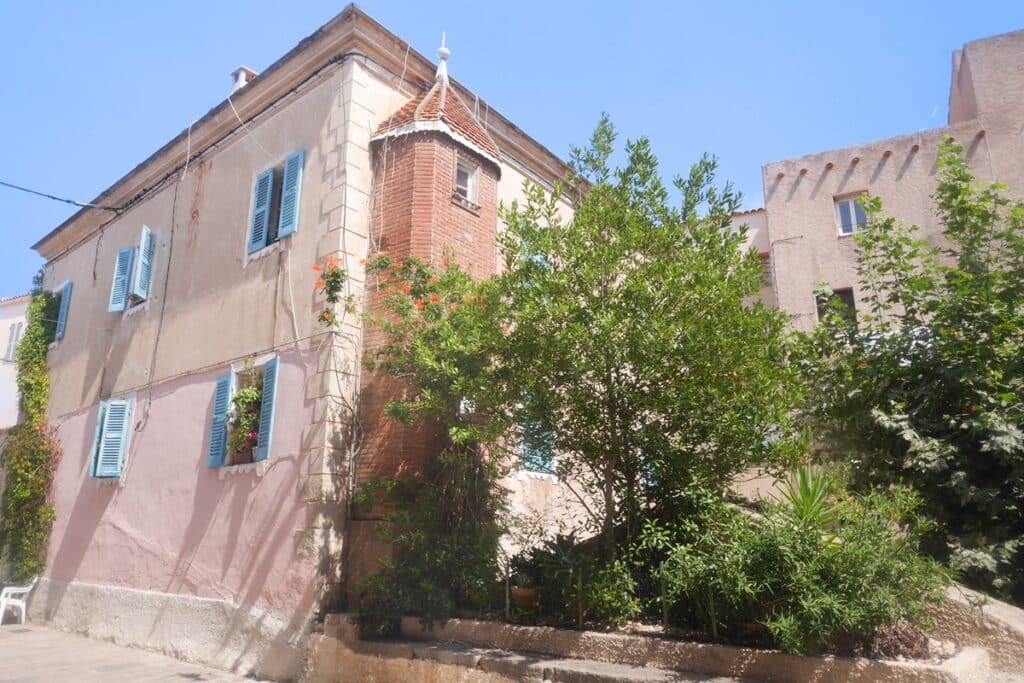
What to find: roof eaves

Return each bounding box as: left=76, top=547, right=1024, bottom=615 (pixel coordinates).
left=370, top=120, right=501, bottom=169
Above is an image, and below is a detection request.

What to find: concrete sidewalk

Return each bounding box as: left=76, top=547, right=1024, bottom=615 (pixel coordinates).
left=0, top=625, right=272, bottom=682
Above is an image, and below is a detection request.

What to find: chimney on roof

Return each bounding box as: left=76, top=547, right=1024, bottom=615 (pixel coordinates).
left=230, top=66, right=258, bottom=94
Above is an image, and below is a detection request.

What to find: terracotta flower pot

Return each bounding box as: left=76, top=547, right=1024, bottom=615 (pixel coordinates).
left=510, top=586, right=540, bottom=610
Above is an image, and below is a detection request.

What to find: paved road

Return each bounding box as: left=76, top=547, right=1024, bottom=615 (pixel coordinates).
left=0, top=625, right=270, bottom=682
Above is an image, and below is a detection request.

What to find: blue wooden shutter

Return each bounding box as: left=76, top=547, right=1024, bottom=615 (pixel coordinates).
left=277, top=149, right=304, bottom=238
left=207, top=373, right=233, bottom=468
left=108, top=247, right=135, bottom=312
left=248, top=169, right=275, bottom=254
left=95, top=398, right=132, bottom=478
left=55, top=281, right=73, bottom=340
left=89, top=401, right=108, bottom=478
left=131, top=226, right=156, bottom=301
left=255, top=357, right=279, bottom=461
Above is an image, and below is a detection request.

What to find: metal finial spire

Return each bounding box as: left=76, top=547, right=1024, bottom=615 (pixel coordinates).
left=436, top=32, right=450, bottom=81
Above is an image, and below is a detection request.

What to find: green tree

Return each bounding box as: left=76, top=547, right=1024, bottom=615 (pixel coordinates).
left=498, top=116, right=805, bottom=556
left=796, top=140, right=1024, bottom=601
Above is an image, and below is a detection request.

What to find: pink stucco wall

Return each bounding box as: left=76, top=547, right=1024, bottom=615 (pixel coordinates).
left=44, top=348, right=318, bottom=617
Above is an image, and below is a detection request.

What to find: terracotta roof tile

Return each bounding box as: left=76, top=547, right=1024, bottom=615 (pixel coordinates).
left=374, top=77, right=500, bottom=160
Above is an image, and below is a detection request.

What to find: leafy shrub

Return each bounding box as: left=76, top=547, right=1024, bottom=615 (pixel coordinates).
left=518, top=534, right=639, bottom=628
left=355, top=449, right=506, bottom=634
left=581, top=560, right=640, bottom=627
left=660, top=473, right=949, bottom=655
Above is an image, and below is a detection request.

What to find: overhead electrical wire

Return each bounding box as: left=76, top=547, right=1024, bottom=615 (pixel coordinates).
left=0, top=179, right=121, bottom=213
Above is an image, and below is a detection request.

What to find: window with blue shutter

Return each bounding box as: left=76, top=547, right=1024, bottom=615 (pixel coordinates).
left=277, top=149, right=304, bottom=238
left=131, top=226, right=156, bottom=301
left=92, top=398, right=133, bottom=478
left=209, top=357, right=279, bottom=468
left=207, top=373, right=233, bottom=468
left=246, top=148, right=305, bottom=255
left=54, top=281, right=72, bottom=341
left=255, top=356, right=279, bottom=461
left=520, top=421, right=555, bottom=472
left=248, top=169, right=275, bottom=254
left=108, top=247, right=135, bottom=312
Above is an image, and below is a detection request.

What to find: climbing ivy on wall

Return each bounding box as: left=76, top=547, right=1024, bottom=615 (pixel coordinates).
left=0, top=278, right=63, bottom=581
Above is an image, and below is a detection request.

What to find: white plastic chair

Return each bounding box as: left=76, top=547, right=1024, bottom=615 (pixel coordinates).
left=0, top=578, right=37, bottom=625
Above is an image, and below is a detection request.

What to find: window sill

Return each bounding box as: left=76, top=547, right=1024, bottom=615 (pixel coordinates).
left=514, top=469, right=558, bottom=482
left=451, top=194, right=481, bottom=216
left=48, top=340, right=60, bottom=351
left=124, top=300, right=150, bottom=318
left=243, top=237, right=290, bottom=269
left=95, top=476, right=123, bottom=488
left=218, top=460, right=269, bottom=480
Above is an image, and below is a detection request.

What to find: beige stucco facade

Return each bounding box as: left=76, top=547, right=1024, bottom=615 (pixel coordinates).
left=752, top=29, right=1024, bottom=330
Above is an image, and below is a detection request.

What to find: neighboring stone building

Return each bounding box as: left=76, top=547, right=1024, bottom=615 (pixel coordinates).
left=0, top=294, right=29, bottom=433
left=28, top=6, right=578, bottom=679
left=739, top=28, right=1024, bottom=329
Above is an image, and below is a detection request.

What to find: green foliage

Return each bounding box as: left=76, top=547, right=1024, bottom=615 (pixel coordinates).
left=795, top=140, right=1024, bottom=601
left=353, top=118, right=939, bottom=653
left=658, top=478, right=949, bottom=654
left=314, top=255, right=356, bottom=326
left=779, top=466, right=839, bottom=532
left=497, top=114, right=806, bottom=555
left=355, top=449, right=505, bottom=633
left=226, top=383, right=261, bottom=461
left=513, top=534, right=640, bottom=628
left=0, top=282, right=63, bottom=581
left=580, top=560, right=641, bottom=627
left=357, top=254, right=511, bottom=632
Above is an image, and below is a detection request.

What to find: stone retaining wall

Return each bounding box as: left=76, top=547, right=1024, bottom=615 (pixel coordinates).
left=304, top=614, right=990, bottom=683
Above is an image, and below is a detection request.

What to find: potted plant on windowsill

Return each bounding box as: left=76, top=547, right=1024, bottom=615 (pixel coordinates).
left=227, top=385, right=261, bottom=465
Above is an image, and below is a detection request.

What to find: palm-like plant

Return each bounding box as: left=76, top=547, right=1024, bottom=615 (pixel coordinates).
left=779, top=466, right=838, bottom=533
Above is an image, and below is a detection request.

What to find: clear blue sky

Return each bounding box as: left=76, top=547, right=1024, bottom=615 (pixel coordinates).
left=1, top=1, right=1020, bottom=296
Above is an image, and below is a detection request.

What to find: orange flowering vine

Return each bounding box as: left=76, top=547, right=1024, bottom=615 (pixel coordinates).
left=313, top=255, right=351, bottom=327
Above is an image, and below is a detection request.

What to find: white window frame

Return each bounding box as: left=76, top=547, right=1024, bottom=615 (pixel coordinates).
left=834, top=194, right=868, bottom=236
left=4, top=321, right=23, bottom=361
left=454, top=157, right=479, bottom=205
